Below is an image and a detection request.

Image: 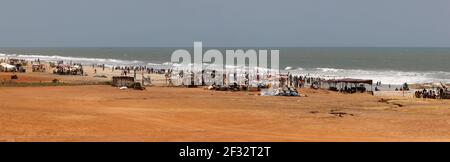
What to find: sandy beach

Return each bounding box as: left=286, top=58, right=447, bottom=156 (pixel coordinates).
left=1, top=65, right=450, bottom=142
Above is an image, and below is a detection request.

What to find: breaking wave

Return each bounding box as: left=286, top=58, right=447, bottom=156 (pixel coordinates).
left=0, top=53, right=143, bottom=66
left=287, top=67, right=450, bottom=85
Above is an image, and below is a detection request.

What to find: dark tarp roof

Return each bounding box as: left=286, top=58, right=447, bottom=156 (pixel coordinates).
left=326, top=78, right=373, bottom=84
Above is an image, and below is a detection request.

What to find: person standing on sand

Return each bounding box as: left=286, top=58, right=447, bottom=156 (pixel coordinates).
left=288, top=73, right=293, bottom=87
left=94, top=69, right=97, bottom=74
left=293, top=75, right=298, bottom=88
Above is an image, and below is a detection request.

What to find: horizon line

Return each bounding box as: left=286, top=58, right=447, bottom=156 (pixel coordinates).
left=2, top=46, right=450, bottom=48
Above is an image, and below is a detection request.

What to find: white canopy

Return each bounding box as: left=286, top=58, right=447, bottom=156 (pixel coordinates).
left=0, top=63, right=16, bottom=70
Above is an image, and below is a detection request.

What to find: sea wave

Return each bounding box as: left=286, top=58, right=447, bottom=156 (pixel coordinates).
left=316, top=67, right=344, bottom=72
left=287, top=67, right=450, bottom=85
left=0, top=53, right=143, bottom=66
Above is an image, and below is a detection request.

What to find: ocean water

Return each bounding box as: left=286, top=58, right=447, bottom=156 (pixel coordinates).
left=1, top=47, right=449, bottom=84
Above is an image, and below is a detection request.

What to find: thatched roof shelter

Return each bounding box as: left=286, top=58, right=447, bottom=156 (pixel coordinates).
left=326, top=78, right=373, bottom=85
left=112, top=76, right=135, bottom=87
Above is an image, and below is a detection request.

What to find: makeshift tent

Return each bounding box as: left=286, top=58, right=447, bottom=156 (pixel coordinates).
left=112, top=76, right=135, bottom=87
left=325, top=78, right=373, bottom=93
left=326, top=78, right=373, bottom=85
left=0, top=63, right=17, bottom=72
left=32, top=64, right=46, bottom=72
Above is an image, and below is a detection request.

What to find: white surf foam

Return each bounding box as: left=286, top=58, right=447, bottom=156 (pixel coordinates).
left=0, top=53, right=144, bottom=66
left=288, top=67, right=450, bottom=85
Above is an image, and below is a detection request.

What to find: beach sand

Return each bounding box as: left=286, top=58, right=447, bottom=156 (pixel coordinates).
left=0, top=64, right=450, bottom=142
left=1, top=63, right=166, bottom=85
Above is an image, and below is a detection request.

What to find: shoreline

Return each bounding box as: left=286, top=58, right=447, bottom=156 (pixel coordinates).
left=2, top=53, right=450, bottom=85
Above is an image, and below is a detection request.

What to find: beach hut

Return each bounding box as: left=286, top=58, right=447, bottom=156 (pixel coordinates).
left=325, top=78, right=373, bottom=94
left=112, top=76, right=135, bottom=87
left=0, top=63, right=17, bottom=72
left=32, top=64, right=46, bottom=72
left=53, top=64, right=83, bottom=75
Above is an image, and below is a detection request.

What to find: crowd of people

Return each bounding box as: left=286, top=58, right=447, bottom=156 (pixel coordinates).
left=0, top=58, right=28, bottom=72
left=286, top=74, right=324, bottom=89
left=415, top=87, right=449, bottom=99
left=108, top=65, right=166, bottom=76
left=3, top=57, right=450, bottom=100
left=53, top=63, right=84, bottom=75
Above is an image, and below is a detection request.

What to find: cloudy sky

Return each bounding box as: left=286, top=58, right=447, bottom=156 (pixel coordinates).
left=0, top=0, right=449, bottom=47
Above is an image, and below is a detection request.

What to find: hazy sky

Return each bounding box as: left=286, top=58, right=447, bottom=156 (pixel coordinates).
left=1, top=0, right=449, bottom=47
